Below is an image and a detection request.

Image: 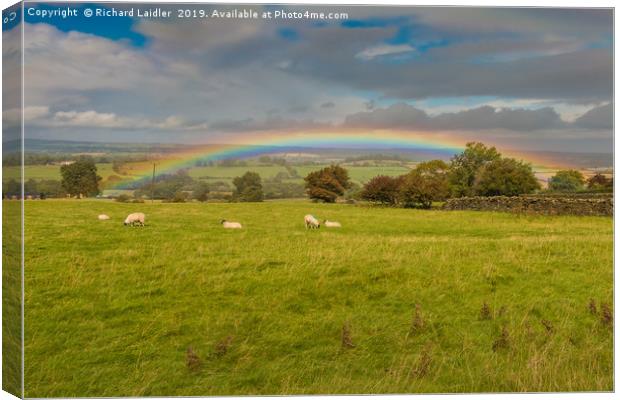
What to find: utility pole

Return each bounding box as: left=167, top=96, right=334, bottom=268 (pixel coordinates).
left=151, top=163, right=156, bottom=203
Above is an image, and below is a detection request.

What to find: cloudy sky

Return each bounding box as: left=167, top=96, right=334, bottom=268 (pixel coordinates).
left=6, top=3, right=614, bottom=152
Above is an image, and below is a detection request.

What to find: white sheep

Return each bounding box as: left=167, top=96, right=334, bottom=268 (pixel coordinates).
left=98, top=214, right=110, bottom=221
left=124, top=212, right=145, bottom=226
left=221, top=219, right=242, bottom=229
left=304, top=214, right=320, bottom=229
left=324, top=220, right=341, bottom=228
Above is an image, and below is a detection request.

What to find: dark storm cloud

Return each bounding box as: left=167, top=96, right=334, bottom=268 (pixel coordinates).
left=283, top=42, right=612, bottom=101
left=210, top=102, right=611, bottom=134
left=21, top=6, right=613, bottom=151
left=573, top=103, right=613, bottom=130
left=165, top=7, right=613, bottom=103
left=209, top=116, right=333, bottom=133
left=344, top=103, right=566, bottom=131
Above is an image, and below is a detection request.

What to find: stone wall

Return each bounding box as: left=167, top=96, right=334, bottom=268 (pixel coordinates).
left=443, top=196, right=613, bottom=216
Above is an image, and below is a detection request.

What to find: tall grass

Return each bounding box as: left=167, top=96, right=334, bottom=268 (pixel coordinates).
left=22, top=200, right=612, bottom=396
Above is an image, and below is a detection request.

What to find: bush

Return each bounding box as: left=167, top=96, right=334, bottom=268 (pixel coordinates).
left=548, top=169, right=585, bottom=192
left=361, top=175, right=401, bottom=205
left=115, top=194, right=131, bottom=203
left=587, top=173, right=613, bottom=191
left=172, top=191, right=189, bottom=203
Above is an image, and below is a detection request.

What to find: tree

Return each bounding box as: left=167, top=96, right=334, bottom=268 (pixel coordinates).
left=233, top=171, right=264, bottom=202
left=399, top=160, right=450, bottom=209
left=472, top=158, right=540, bottom=196
left=192, top=181, right=210, bottom=202
left=448, top=142, right=501, bottom=197
left=60, top=157, right=101, bottom=198
left=361, top=175, right=402, bottom=205
left=172, top=191, right=189, bottom=203
left=304, top=165, right=351, bottom=203
left=587, top=173, right=613, bottom=191
left=548, top=169, right=585, bottom=192
left=134, top=170, right=194, bottom=200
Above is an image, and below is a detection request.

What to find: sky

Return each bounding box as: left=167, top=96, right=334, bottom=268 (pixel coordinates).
left=4, top=3, right=614, bottom=152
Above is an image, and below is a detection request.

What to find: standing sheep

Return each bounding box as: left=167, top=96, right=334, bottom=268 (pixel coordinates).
left=324, top=220, right=342, bottom=228
left=124, top=212, right=145, bottom=226
left=98, top=214, right=110, bottom=221
left=304, top=214, right=320, bottom=229
left=221, top=220, right=242, bottom=229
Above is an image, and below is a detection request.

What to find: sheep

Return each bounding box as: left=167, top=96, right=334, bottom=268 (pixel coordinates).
left=324, top=220, right=341, bottom=228
left=124, top=212, right=145, bottom=226
left=221, top=219, right=242, bottom=229
left=98, top=214, right=110, bottom=221
left=304, top=214, right=320, bottom=229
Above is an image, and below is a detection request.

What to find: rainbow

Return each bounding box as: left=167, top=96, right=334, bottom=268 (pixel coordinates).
left=110, top=130, right=560, bottom=190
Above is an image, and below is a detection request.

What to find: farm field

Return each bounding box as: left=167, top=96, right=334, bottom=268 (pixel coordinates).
left=7, top=163, right=412, bottom=187
left=4, top=164, right=116, bottom=182
left=6, top=162, right=605, bottom=194
left=22, top=200, right=612, bottom=396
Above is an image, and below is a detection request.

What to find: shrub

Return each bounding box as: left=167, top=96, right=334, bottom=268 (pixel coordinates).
left=587, top=173, right=613, bottom=191
left=361, top=175, right=401, bottom=205
left=115, top=194, right=131, bottom=203
left=548, top=169, right=585, bottom=192
left=172, top=191, right=189, bottom=203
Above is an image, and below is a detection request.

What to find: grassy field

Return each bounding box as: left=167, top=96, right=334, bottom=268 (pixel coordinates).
left=21, top=200, right=612, bottom=396
left=7, top=163, right=411, bottom=187
left=4, top=164, right=117, bottom=182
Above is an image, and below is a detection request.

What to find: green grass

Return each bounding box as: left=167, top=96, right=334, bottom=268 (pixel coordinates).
left=3, top=200, right=22, bottom=397
left=4, top=163, right=116, bottom=182
left=22, top=200, right=612, bottom=396
left=9, top=163, right=410, bottom=187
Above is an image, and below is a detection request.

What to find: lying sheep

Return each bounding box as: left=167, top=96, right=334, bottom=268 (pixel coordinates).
left=221, top=219, right=242, bottom=229
left=324, top=220, right=341, bottom=228
left=124, top=212, right=145, bottom=226
left=98, top=214, right=110, bottom=221
left=304, top=214, right=320, bottom=229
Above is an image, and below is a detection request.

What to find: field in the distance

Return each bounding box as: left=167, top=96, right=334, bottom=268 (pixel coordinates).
left=22, top=200, right=612, bottom=396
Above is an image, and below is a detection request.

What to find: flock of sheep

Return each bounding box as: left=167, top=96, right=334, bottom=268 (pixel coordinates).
left=97, top=212, right=342, bottom=229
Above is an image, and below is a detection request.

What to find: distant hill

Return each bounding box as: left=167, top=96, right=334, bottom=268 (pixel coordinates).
left=511, top=150, right=613, bottom=169
left=2, top=139, right=613, bottom=169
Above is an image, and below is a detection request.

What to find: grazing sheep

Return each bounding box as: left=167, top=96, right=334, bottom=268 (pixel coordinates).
left=304, top=214, right=320, bottom=229
left=124, top=212, right=145, bottom=226
left=98, top=214, right=110, bottom=221
left=221, top=219, right=242, bottom=229
left=324, top=220, right=341, bottom=228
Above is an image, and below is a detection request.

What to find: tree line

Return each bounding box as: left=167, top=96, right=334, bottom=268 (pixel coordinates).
left=3, top=142, right=612, bottom=203
left=302, top=142, right=612, bottom=209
